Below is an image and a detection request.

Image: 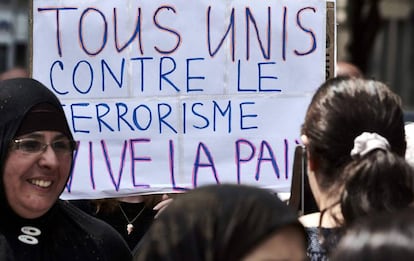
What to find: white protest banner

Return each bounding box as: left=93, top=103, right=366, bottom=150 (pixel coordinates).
left=31, top=0, right=327, bottom=199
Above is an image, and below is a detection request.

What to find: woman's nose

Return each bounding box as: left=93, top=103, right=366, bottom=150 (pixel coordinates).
left=38, top=145, right=59, bottom=168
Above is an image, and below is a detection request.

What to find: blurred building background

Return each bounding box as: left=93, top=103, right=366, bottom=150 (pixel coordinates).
left=1, top=0, right=413, bottom=110
left=336, top=0, right=414, bottom=116
left=0, top=0, right=28, bottom=71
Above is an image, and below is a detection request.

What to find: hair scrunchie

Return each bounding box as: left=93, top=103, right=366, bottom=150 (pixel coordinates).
left=350, top=132, right=390, bottom=158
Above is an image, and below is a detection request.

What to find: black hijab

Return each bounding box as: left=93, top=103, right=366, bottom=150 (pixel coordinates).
left=0, top=78, right=132, bottom=261
left=0, top=78, right=110, bottom=261
left=0, top=78, right=73, bottom=213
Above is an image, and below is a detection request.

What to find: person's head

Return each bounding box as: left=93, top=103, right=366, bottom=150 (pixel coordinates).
left=339, top=132, right=414, bottom=225
left=336, top=61, right=363, bottom=78
left=0, top=78, right=75, bottom=219
left=301, top=77, right=406, bottom=207
left=331, top=208, right=414, bottom=261
left=134, top=184, right=307, bottom=261
left=0, top=67, right=29, bottom=81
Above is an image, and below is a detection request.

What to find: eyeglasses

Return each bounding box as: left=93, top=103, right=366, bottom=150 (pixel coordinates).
left=10, top=138, right=77, bottom=155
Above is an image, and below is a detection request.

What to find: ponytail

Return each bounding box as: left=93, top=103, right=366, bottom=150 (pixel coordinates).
left=340, top=132, right=414, bottom=225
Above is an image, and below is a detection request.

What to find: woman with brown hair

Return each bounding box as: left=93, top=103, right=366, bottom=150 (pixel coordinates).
left=299, top=77, right=414, bottom=260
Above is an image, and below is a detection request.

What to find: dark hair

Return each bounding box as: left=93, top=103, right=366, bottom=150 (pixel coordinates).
left=301, top=77, right=406, bottom=193
left=340, top=148, right=414, bottom=225
left=331, top=208, right=414, bottom=261
left=133, top=184, right=306, bottom=261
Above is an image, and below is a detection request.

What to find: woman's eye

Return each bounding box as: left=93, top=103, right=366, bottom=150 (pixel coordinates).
left=52, top=141, right=71, bottom=151
left=20, top=140, right=42, bottom=151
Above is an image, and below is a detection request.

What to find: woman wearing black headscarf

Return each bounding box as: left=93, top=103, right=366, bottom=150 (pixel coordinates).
left=0, top=78, right=132, bottom=261
left=134, top=184, right=307, bottom=261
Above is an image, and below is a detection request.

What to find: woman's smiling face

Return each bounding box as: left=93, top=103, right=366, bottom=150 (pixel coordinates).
left=3, top=131, right=73, bottom=219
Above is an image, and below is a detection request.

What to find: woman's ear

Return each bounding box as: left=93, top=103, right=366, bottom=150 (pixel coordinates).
left=300, top=135, right=308, bottom=146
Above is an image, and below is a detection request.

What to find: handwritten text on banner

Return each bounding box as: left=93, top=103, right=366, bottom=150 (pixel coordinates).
left=31, top=0, right=326, bottom=199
